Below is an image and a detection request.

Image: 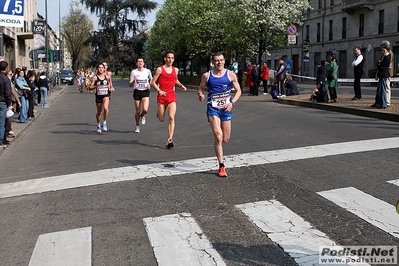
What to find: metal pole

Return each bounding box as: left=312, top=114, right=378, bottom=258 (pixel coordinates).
left=45, top=0, right=49, bottom=70
left=0, top=26, right=4, bottom=57
left=58, top=0, right=62, bottom=71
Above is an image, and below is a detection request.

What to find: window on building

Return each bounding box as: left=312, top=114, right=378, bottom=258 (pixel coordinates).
left=359, top=14, right=364, bottom=37
left=378, top=10, right=384, bottom=34
left=342, top=17, right=347, bottom=39
left=317, top=23, right=321, bottom=42
left=318, top=0, right=322, bottom=9
left=305, top=25, right=310, bottom=44
left=330, top=0, right=334, bottom=5
left=329, top=20, right=333, bottom=41
left=397, top=7, right=399, bottom=32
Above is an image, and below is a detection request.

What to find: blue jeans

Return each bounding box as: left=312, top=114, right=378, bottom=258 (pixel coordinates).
left=0, top=103, right=6, bottom=142
left=40, top=87, right=48, bottom=105
left=19, top=95, right=29, bottom=123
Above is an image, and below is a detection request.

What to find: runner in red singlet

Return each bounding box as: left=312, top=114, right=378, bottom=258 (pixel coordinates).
left=151, top=50, right=187, bottom=148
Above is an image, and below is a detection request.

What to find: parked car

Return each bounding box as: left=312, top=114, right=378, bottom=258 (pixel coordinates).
left=60, top=69, right=74, bottom=85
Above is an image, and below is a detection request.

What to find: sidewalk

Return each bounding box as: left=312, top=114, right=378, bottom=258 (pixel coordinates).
left=275, top=82, right=399, bottom=122
left=1, top=85, right=68, bottom=152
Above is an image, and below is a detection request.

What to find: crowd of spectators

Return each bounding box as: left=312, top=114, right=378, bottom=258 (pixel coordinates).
left=1, top=64, right=50, bottom=148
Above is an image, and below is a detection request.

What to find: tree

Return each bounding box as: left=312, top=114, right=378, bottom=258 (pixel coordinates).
left=80, top=0, right=157, bottom=72
left=236, top=0, right=310, bottom=64
left=145, top=0, right=310, bottom=68
left=61, top=1, right=94, bottom=71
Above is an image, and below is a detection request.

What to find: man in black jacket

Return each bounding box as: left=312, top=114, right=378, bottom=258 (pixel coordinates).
left=0, top=61, right=13, bottom=147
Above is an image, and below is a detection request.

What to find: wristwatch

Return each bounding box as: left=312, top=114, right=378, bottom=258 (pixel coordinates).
left=231, top=101, right=235, bottom=106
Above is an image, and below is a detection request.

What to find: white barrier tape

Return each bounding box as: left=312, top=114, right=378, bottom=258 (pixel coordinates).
left=289, top=74, right=399, bottom=83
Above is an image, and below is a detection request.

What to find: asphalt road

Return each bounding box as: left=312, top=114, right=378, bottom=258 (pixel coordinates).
left=0, top=79, right=398, bottom=265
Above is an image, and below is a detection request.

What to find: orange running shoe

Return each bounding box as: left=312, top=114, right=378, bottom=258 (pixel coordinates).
left=218, top=167, right=227, bottom=177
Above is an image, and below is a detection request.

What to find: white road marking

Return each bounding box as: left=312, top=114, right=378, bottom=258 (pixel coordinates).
left=29, top=227, right=92, bottom=266
left=1, top=137, right=399, bottom=199
left=143, top=213, right=226, bottom=266
left=317, top=187, right=399, bottom=238
left=387, top=179, right=399, bottom=187
left=236, top=200, right=342, bottom=266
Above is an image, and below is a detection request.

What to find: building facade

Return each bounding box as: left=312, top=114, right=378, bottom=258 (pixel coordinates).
left=268, top=0, right=399, bottom=80
left=1, top=0, right=67, bottom=73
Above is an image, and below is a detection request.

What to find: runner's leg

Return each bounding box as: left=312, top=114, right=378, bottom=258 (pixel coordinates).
left=157, top=103, right=166, bottom=122
left=167, top=102, right=176, bottom=140
left=102, top=97, right=110, bottom=122
left=208, top=115, right=224, bottom=164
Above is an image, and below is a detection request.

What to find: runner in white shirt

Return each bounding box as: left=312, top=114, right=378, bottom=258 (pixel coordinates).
left=129, top=57, right=153, bottom=133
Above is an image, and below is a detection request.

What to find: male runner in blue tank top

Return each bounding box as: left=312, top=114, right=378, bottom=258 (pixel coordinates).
left=197, top=52, right=242, bottom=177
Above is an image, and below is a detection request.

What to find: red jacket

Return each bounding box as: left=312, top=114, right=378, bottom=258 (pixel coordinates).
left=245, top=66, right=253, bottom=86
left=261, top=65, right=269, bottom=81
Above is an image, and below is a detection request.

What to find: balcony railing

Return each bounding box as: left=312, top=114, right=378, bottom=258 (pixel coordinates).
left=341, top=0, right=375, bottom=14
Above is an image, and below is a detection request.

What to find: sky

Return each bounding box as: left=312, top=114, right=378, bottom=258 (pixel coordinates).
left=37, top=0, right=164, bottom=32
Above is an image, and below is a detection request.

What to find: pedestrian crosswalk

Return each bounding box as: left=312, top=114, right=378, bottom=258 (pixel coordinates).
left=27, top=183, right=398, bottom=266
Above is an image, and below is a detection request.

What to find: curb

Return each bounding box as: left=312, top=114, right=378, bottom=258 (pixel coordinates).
left=277, top=98, right=399, bottom=123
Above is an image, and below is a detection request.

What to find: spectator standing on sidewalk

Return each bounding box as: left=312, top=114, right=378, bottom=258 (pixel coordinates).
left=129, top=57, right=152, bottom=134
left=197, top=52, right=242, bottom=177
left=261, top=62, right=269, bottom=95
left=15, top=69, right=31, bottom=123
left=5, top=69, right=20, bottom=139
left=275, top=58, right=286, bottom=97
left=351, top=47, right=363, bottom=100
left=245, top=62, right=254, bottom=96
left=27, top=70, right=38, bottom=120
left=371, top=43, right=390, bottom=109
left=316, top=61, right=326, bottom=90
left=381, top=40, right=394, bottom=107
left=326, top=54, right=338, bottom=103
left=38, top=72, right=50, bottom=108
left=0, top=61, right=13, bottom=147
left=237, top=63, right=244, bottom=92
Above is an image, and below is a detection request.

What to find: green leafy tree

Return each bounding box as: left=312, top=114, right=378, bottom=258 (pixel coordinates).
left=62, top=1, right=94, bottom=71
left=145, top=0, right=310, bottom=69
left=80, top=0, right=157, bottom=72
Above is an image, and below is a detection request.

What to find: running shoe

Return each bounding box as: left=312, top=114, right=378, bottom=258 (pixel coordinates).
left=140, top=115, right=146, bottom=125
left=218, top=167, right=228, bottom=177
left=102, top=123, right=107, bottom=132
left=166, top=138, right=174, bottom=149
left=96, top=126, right=102, bottom=133
left=134, top=126, right=140, bottom=133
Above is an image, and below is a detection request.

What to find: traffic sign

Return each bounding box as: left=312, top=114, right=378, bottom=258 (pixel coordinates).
left=285, top=60, right=292, bottom=72
left=288, top=35, right=296, bottom=45
left=287, top=24, right=297, bottom=35
left=0, top=0, right=25, bottom=27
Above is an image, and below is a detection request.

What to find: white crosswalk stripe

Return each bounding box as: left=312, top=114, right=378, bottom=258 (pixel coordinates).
left=143, top=213, right=226, bottom=266
left=29, top=227, right=92, bottom=266
left=1, top=136, right=399, bottom=199
left=317, top=187, right=399, bottom=239
left=237, top=200, right=342, bottom=266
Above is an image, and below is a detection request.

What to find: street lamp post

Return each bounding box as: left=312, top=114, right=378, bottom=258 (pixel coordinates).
left=45, top=0, right=49, bottom=71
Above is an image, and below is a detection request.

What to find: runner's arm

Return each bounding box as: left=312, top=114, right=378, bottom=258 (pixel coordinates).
left=175, top=67, right=187, bottom=91
left=150, top=67, right=164, bottom=95
left=229, top=70, right=241, bottom=104
left=197, top=72, right=209, bottom=102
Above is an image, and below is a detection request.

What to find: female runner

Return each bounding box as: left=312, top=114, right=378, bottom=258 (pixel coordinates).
left=89, top=63, right=115, bottom=133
